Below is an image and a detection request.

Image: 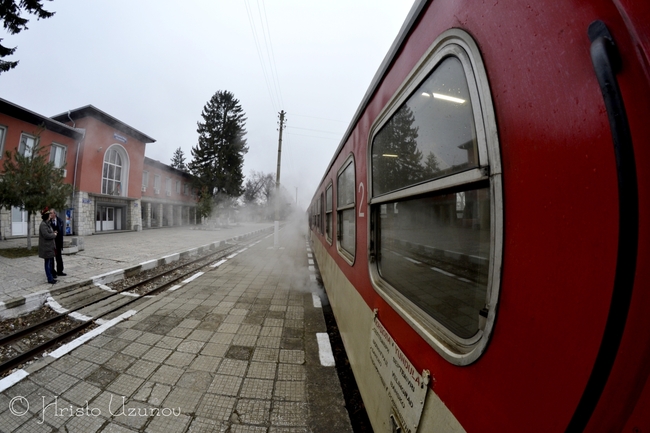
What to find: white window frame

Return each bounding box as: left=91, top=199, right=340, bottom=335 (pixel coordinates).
left=18, top=133, right=38, bottom=158
left=367, top=29, right=503, bottom=365
left=154, top=175, right=161, bottom=194
left=0, top=125, right=7, bottom=158
left=50, top=143, right=67, bottom=169
left=101, top=144, right=129, bottom=196
left=336, top=155, right=356, bottom=264
left=165, top=178, right=172, bottom=196
left=325, top=182, right=333, bottom=244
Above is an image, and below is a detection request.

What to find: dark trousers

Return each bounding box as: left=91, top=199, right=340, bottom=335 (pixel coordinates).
left=54, top=247, right=64, bottom=274
left=44, top=258, right=55, bottom=283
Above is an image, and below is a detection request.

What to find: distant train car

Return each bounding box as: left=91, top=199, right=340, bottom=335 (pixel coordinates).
left=308, top=1, right=649, bottom=432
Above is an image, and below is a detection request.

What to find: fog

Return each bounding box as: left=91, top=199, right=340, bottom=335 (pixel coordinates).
left=0, top=0, right=416, bottom=211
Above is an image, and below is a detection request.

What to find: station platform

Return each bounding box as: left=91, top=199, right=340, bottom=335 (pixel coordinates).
left=0, top=223, right=275, bottom=318
left=0, top=216, right=353, bottom=432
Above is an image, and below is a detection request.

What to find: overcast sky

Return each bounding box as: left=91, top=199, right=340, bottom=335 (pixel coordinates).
left=1, top=0, right=415, bottom=210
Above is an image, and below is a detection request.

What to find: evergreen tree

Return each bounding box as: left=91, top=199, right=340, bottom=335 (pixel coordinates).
left=0, top=135, right=72, bottom=248
left=195, top=186, right=213, bottom=220
left=371, top=105, right=422, bottom=195
left=189, top=90, right=248, bottom=208
left=0, top=0, right=55, bottom=74
left=424, top=151, right=441, bottom=178
left=170, top=147, right=186, bottom=171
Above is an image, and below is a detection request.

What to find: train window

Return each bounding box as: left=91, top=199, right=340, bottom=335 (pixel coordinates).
left=325, top=184, right=333, bottom=244
left=368, top=29, right=502, bottom=364
left=320, top=192, right=325, bottom=234
left=316, top=195, right=322, bottom=234
left=337, top=156, right=355, bottom=262
left=372, top=57, right=478, bottom=196
left=376, top=186, right=490, bottom=339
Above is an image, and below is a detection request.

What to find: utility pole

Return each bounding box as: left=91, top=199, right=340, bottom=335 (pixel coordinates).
left=274, top=110, right=286, bottom=248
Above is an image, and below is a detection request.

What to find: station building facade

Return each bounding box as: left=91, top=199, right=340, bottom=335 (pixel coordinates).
left=0, top=97, right=198, bottom=239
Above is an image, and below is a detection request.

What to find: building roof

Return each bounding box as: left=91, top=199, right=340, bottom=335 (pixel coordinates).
left=144, top=156, right=193, bottom=179
left=0, top=98, right=85, bottom=140
left=51, top=105, right=156, bottom=144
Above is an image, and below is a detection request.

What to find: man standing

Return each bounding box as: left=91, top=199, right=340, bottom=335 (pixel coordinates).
left=50, top=209, right=67, bottom=276
left=39, top=209, right=57, bottom=284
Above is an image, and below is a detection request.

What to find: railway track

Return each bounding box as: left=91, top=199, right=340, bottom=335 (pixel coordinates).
left=0, top=231, right=272, bottom=376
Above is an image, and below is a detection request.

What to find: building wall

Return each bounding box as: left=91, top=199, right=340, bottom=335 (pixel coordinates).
left=0, top=113, right=79, bottom=184
left=0, top=112, right=79, bottom=240
left=1, top=100, right=198, bottom=239
left=141, top=160, right=195, bottom=204
left=71, top=118, right=147, bottom=198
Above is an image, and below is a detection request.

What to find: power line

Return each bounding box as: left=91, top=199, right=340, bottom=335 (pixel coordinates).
left=287, top=126, right=342, bottom=135
left=244, top=0, right=284, bottom=112
left=289, top=113, right=348, bottom=124
left=285, top=131, right=340, bottom=141
left=258, top=0, right=284, bottom=108
left=244, top=0, right=281, bottom=111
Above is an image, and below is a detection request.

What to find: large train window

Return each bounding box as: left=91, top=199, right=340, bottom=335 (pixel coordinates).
left=337, top=156, right=356, bottom=263
left=368, top=29, right=502, bottom=364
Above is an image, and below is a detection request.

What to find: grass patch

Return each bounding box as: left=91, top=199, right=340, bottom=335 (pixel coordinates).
left=0, top=247, right=39, bottom=258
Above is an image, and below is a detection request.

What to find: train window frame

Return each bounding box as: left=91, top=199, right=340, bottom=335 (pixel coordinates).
left=367, top=28, right=503, bottom=365
left=325, top=182, right=333, bottom=244
left=315, top=194, right=322, bottom=234
left=337, top=155, right=356, bottom=264
left=320, top=192, right=325, bottom=234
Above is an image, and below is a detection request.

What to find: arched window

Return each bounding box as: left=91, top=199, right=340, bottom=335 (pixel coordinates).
left=102, top=145, right=129, bottom=196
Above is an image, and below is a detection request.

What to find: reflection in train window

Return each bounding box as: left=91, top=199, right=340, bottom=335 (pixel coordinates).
left=337, top=157, right=355, bottom=261
left=376, top=185, right=490, bottom=338
left=326, top=184, right=333, bottom=243
left=372, top=57, right=478, bottom=196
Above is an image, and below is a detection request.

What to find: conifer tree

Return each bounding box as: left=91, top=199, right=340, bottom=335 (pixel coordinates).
left=0, top=0, right=55, bottom=74
left=189, top=90, right=248, bottom=209
left=170, top=147, right=187, bottom=171
left=372, top=105, right=422, bottom=195
left=0, top=135, right=71, bottom=248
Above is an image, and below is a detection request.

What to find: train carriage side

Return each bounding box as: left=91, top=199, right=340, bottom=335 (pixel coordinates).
left=309, top=0, right=650, bottom=432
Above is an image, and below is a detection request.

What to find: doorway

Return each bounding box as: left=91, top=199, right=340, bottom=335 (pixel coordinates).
left=11, top=207, right=28, bottom=236
left=96, top=206, right=115, bottom=231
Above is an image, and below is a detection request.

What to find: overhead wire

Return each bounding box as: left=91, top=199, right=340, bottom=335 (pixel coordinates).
left=285, top=132, right=341, bottom=141
left=289, top=113, right=348, bottom=124
left=244, top=0, right=283, bottom=111
left=287, top=126, right=342, bottom=136
left=258, top=0, right=284, bottom=109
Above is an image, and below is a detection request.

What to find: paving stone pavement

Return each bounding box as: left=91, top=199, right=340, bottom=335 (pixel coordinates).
left=0, top=218, right=352, bottom=432
left=0, top=223, right=275, bottom=316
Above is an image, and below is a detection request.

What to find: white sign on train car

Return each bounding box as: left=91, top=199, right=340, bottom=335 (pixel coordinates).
left=370, top=314, right=430, bottom=433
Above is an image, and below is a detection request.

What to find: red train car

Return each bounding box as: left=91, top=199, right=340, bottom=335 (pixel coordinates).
left=308, top=1, right=650, bottom=431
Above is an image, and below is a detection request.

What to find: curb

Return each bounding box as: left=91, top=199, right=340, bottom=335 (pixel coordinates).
left=0, top=226, right=274, bottom=319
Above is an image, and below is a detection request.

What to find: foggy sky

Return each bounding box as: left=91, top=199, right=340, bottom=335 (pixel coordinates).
left=0, top=0, right=414, bottom=210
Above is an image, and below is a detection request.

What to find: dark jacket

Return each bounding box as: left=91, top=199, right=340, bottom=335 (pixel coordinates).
left=38, top=220, right=57, bottom=259
left=50, top=215, right=64, bottom=249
